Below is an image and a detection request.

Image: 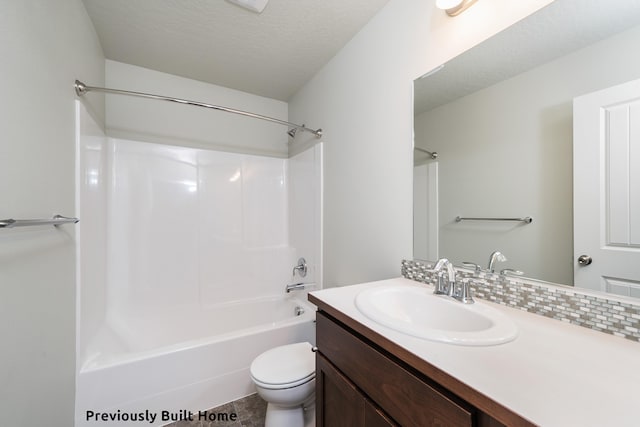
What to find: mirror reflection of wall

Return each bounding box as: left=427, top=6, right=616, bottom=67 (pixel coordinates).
left=413, top=160, right=438, bottom=262
left=414, top=10, right=640, bottom=287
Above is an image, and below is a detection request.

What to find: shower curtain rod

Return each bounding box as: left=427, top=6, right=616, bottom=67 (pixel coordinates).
left=74, top=80, right=323, bottom=138
left=414, top=147, right=438, bottom=159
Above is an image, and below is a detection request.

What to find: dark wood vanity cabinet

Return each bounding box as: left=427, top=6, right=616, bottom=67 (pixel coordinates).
left=316, top=352, right=396, bottom=426
left=315, top=310, right=515, bottom=427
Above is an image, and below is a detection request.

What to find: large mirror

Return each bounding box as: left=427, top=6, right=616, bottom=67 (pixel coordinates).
left=413, top=0, right=640, bottom=297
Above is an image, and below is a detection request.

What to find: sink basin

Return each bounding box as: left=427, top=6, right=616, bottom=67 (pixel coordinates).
left=354, top=284, right=518, bottom=346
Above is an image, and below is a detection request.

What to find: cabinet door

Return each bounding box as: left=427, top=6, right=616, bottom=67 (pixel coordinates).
left=317, top=353, right=398, bottom=427
left=316, top=353, right=365, bottom=427
left=317, top=312, right=473, bottom=427
left=365, top=399, right=397, bottom=427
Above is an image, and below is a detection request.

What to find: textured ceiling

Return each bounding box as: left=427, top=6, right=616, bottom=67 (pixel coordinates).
left=415, top=0, right=640, bottom=115
left=82, top=0, right=390, bottom=101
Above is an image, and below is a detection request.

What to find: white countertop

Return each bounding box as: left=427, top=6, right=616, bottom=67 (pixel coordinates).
left=310, top=277, right=640, bottom=427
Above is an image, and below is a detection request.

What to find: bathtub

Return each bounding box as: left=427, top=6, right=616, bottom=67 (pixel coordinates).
left=75, top=294, right=316, bottom=426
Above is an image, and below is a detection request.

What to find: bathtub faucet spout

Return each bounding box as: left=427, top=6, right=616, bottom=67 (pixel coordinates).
left=286, top=282, right=313, bottom=293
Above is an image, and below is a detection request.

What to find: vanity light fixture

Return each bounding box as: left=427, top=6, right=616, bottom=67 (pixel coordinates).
left=436, top=0, right=478, bottom=16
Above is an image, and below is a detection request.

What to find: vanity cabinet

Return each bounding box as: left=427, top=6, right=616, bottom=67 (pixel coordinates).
left=317, top=352, right=396, bottom=426
left=315, top=310, right=519, bottom=427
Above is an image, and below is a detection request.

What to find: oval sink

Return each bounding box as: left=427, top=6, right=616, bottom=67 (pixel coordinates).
left=355, top=284, right=518, bottom=346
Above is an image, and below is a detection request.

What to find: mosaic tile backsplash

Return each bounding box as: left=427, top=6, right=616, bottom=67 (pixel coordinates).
left=402, top=259, right=640, bottom=343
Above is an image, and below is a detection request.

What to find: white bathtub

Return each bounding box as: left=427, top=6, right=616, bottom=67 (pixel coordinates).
left=75, top=295, right=316, bottom=426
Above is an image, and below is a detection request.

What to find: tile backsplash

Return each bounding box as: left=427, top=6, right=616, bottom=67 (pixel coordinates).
left=402, top=259, right=640, bottom=343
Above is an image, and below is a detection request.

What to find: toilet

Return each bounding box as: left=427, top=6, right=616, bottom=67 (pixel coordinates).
left=250, top=342, right=316, bottom=427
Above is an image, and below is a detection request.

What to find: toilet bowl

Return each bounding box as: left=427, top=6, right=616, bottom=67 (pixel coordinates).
left=250, top=342, right=316, bottom=427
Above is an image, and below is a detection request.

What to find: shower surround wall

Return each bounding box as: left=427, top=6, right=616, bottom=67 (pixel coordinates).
left=106, top=139, right=294, bottom=320
left=75, top=70, right=321, bottom=421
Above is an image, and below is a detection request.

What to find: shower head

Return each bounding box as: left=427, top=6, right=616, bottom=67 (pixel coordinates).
left=287, top=128, right=297, bottom=139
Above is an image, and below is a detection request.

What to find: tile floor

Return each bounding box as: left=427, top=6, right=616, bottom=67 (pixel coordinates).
left=167, top=393, right=267, bottom=427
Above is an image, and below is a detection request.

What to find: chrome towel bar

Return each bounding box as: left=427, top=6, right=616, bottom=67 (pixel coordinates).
left=455, top=216, right=533, bottom=224
left=0, top=215, right=79, bottom=229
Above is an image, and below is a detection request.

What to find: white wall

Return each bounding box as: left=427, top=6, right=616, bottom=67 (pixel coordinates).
left=289, top=144, right=324, bottom=289
left=415, top=24, right=640, bottom=285
left=288, top=0, right=553, bottom=287
left=76, top=102, right=109, bottom=371
left=106, top=139, right=292, bottom=316
left=0, top=1, right=104, bottom=426
left=105, top=60, right=290, bottom=157
left=76, top=134, right=322, bottom=357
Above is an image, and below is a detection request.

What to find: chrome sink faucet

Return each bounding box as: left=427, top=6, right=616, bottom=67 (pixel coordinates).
left=430, top=258, right=474, bottom=304
left=488, top=251, right=507, bottom=273
left=431, top=258, right=456, bottom=296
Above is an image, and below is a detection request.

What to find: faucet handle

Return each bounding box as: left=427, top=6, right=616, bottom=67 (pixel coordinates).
left=456, top=279, right=475, bottom=304
left=433, top=272, right=448, bottom=295
left=292, top=257, right=307, bottom=278
left=500, top=268, right=524, bottom=277
left=462, top=262, right=482, bottom=272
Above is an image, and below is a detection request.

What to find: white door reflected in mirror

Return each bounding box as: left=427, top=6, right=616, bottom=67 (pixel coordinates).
left=573, top=79, right=640, bottom=298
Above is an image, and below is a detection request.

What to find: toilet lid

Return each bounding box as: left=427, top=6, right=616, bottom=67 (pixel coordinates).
left=250, top=342, right=315, bottom=386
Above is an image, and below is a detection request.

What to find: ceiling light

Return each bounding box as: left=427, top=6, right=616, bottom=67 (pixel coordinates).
left=226, top=0, right=269, bottom=13
left=436, top=0, right=478, bottom=16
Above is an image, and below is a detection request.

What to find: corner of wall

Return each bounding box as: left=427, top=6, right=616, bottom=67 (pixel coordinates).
left=287, top=0, right=558, bottom=288
left=0, top=1, right=105, bottom=425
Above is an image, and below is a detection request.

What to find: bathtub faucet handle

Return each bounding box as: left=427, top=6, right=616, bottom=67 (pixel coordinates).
left=292, top=257, right=307, bottom=278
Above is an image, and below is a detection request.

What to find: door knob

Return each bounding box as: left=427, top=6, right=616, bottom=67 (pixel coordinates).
left=577, top=255, right=593, bottom=266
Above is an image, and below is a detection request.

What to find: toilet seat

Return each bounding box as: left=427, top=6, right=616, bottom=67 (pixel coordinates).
left=252, top=373, right=315, bottom=390
left=250, top=342, right=315, bottom=390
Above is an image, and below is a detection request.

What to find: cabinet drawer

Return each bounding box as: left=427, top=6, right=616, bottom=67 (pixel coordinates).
left=317, top=312, right=474, bottom=427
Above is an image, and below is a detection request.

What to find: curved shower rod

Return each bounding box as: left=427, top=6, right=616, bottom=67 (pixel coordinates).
left=74, top=80, right=323, bottom=139
left=414, top=147, right=438, bottom=159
